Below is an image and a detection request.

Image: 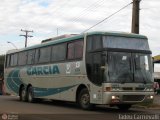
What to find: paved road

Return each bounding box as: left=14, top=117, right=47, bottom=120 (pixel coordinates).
left=0, top=95, right=159, bottom=120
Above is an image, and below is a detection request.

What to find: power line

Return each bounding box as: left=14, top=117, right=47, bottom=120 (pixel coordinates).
left=69, top=0, right=106, bottom=24
left=82, top=2, right=133, bottom=33
left=58, top=0, right=107, bottom=32
left=50, top=0, right=75, bottom=13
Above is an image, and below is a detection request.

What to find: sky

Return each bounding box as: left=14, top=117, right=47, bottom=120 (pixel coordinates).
left=0, top=0, right=160, bottom=56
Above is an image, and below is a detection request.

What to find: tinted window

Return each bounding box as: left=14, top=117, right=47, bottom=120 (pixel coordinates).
left=103, top=36, right=149, bottom=50
left=134, top=54, right=152, bottom=83
left=18, top=52, right=27, bottom=66
left=87, top=35, right=102, bottom=51
left=51, top=44, right=66, bottom=62
left=67, top=42, right=74, bottom=59
left=38, top=47, right=51, bottom=63
left=35, top=49, right=39, bottom=64
left=27, top=49, right=35, bottom=65
left=10, top=54, right=18, bottom=66
left=87, top=36, right=92, bottom=51
left=86, top=52, right=103, bottom=85
left=75, top=41, right=83, bottom=59
left=6, top=55, right=10, bottom=67
left=67, top=40, right=83, bottom=60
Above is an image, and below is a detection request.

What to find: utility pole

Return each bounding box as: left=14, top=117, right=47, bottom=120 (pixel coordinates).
left=131, top=0, right=141, bottom=34
left=20, top=29, right=33, bottom=47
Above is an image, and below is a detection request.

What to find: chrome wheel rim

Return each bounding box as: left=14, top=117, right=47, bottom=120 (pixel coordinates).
left=21, top=89, right=25, bottom=101
left=81, top=94, right=89, bottom=106
left=28, top=92, right=32, bottom=102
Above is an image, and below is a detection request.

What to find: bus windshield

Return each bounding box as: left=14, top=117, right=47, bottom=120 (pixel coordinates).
left=134, top=53, right=153, bottom=83
left=107, top=52, right=153, bottom=83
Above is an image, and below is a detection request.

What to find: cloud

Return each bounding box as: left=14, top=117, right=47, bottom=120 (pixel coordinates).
left=0, top=0, right=160, bottom=56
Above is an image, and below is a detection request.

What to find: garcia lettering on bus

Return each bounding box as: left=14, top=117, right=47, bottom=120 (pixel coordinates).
left=27, top=65, right=60, bottom=75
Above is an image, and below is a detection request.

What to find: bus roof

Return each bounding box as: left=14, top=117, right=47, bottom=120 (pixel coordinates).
left=87, top=31, right=147, bottom=39
left=6, top=31, right=148, bottom=54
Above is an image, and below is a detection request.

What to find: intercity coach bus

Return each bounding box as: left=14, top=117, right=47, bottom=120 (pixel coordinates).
left=4, top=31, right=154, bottom=110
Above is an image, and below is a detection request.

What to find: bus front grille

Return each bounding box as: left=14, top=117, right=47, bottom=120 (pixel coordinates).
left=122, top=87, right=133, bottom=91
left=135, top=87, right=145, bottom=91
left=122, top=95, right=145, bottom=102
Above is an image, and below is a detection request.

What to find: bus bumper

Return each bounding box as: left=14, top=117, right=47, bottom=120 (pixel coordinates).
left=103, top=91, right=154, bottom=105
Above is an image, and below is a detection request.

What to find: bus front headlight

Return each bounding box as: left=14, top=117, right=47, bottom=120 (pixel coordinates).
left=150, top=95, right=154, bottom=99
left=111, top=95, right=120, bottom=103
left=147, top=95, right=154, bottom=99
left=111, top=95, right=119, bottom=99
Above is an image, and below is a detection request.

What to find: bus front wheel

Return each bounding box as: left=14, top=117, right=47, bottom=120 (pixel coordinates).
left=78, top=88, right=93, bottom=110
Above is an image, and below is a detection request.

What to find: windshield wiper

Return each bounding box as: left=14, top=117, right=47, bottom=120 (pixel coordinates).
left=121, top=73, right=131, bottom=84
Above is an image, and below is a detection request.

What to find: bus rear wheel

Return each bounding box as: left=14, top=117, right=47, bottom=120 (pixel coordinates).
left=20, top=87, right=27, bottom=102
left=27, top=86, right=34, bottom=103
left=78, top=88, right=93, bottom=110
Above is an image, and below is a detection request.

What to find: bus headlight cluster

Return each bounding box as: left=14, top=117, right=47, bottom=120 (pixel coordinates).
left=111, top=95, right=120, bottom=103
left=150, top=95, right=154, bottom=99
left=147, top=95, right=154, bottom=99
left=111, top=95, right=119, bottom=99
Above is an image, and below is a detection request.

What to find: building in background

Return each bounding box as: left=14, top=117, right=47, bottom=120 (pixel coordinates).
left=153, top=55, right=160, bottom=94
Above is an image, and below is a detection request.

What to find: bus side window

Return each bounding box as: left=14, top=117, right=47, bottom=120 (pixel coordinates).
left=86, top=52, right=103, bottom=85
left=67, top=42, right=74, bottom=60
left=87, top=35, right=102, bottom=51
left=86, top=36, right=92, bottom=51
left=6, top=55, right=11, bottom=67
left=51, top=44, right=66, bottom=62
left=38, top=47, right=51, bottom=63
left=27, top=49, right=35, bottom=65
left=18, top=52, right=27, bottom=66
left=75, top=40, right=83, bottom=59
left=67, top=40, right=83, bottom=60
left=35, top=49, right=40, bottom=64
left=10, top=53, right=18, bottom=67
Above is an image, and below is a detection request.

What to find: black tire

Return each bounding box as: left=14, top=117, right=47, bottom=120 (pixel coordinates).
left=117, top=104, right=131, bottom=111
left=78, top=88, right=94, bottom=110
left=20, top=87, right=27, bottom=102
left=27, top=86, right=35, bottom=103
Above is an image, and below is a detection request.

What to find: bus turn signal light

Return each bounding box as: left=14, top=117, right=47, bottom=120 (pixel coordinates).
left=105, top=87, right=112, bottom=92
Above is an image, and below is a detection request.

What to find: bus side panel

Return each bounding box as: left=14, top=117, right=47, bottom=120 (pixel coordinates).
left=4, top=68, right=20, bottom=96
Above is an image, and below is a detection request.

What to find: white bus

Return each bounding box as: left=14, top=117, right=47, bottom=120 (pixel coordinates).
left=4, top=31, right=154, bottom=110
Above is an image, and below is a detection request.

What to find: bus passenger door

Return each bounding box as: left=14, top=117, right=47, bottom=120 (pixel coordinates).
left=87, top=52, right=104, bottom=104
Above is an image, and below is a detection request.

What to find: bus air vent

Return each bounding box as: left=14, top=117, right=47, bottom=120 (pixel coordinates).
left=135, top=87, right=145, bottom=91
left=122, top=95, right=145, bottom=101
